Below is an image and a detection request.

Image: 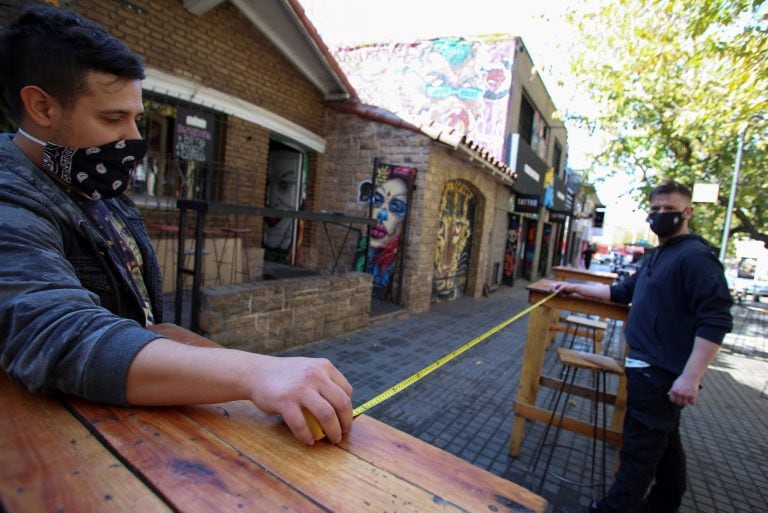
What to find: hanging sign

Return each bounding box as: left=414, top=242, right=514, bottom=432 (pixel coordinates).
left=515, top=193, right=540, bottom=214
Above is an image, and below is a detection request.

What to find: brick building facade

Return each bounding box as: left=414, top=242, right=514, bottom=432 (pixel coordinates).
left=0, top=1, right=571, bottom=350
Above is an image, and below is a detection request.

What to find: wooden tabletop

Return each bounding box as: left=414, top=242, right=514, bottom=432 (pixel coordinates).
left=551, top=266, right=618, bottom=285
left=527, top=279, right=629, bottom=321
left=1, top=324, right=547, bottom=513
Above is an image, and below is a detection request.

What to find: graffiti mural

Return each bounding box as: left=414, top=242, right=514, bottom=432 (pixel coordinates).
left=362, top=163, right=417, bottom=300
left=335, top=36, right=516, bottom=161
left=263, top=145, right=306, bottom=265
left=503, top=214, right=520, bottom=286
left=432, top=181, right=476, bottom=302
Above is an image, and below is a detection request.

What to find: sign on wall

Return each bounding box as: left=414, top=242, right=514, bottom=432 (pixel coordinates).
left=515, top=193, right=540, bottom=214
left=175, top=106, right=214, bottom=162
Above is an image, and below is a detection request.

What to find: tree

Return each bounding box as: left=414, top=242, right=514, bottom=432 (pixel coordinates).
left=566, top=0, right=768, bottom=252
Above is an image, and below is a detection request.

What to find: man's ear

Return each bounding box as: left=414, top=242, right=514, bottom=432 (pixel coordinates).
left=18, top=86, right=60, bottom=128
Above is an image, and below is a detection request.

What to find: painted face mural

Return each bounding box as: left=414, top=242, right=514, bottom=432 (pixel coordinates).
left=366, top=164, right=417, bottom=299
left=264, top=148, right=305, bottom=264
left=370, top=177, right=408, bottom=249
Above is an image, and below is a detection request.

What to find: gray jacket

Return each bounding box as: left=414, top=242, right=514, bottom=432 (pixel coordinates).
left=0, top=133, right=163, bottom=405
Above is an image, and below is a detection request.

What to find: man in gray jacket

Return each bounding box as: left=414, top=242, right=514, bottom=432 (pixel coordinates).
left=0, top=5, right=352, bottom=446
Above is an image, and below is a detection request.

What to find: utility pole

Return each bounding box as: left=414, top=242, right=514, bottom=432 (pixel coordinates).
left=719, top=129, right=745, bottom=262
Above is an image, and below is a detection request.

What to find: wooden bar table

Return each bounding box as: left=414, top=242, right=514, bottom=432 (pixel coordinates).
left=548, top=266, right=619, bottom=346
left=551, top=266, right=618, bottom=285
left=1, top=324, right=547, bottom=513
left=509, top=279, right=630, bottom=458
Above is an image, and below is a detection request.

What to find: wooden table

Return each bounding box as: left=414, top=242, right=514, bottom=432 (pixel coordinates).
left=509, top=280, right=630, bottom=457
left=552, top=266, right=618, bottom=285
left=1, top=324, right=546, bottom=513
left=549, top=266, right=619, bottom=347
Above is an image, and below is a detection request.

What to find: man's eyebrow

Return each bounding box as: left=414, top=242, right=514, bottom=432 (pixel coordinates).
left=100, top=108, right=144, bottom=115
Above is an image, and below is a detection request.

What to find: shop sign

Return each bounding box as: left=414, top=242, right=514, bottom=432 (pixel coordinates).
left=515, top=194, right=540, bottom=214
left=549, top=210, right=568, bottom=223
left=175, top=107, right=214, bottom=162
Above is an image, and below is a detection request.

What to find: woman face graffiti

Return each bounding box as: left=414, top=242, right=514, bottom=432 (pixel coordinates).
left=370, top=177, right=408, bottom=248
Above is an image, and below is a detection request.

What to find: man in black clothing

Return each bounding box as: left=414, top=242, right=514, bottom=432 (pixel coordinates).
left=551, top=180, right=733, bottom=513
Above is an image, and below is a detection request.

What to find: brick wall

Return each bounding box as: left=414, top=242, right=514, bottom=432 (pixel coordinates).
left=316, top=110, right=511, bottom=314
left=73, top=0, right=326, bottom=253
left=197, top=272, right=373, bottom=352
left=79, top=0, right=325, bottom=134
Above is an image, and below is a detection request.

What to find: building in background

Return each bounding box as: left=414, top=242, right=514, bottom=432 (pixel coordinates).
left=333, top=35, right=572, bottom=283
left=0, top=1, right=588, bottom=348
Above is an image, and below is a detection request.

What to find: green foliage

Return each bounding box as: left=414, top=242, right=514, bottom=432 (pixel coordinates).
left=567, top=0, right=768, bottom=252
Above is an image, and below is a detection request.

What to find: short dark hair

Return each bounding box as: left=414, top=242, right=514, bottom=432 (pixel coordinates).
left=0, top=6, right=145, bottom=121
left=649, top=179, right=692, bottom=202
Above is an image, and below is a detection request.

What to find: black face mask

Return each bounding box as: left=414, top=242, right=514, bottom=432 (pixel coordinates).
left=646, top=211, right=684, bottom=237
left=18, top=128, right=147, bottom=200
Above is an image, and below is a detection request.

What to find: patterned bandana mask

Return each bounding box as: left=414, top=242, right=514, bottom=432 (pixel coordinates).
left=18, top=128, right=147, bottom=200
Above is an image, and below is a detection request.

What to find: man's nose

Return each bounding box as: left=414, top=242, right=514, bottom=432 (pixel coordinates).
left=124, top=119, right=142, bottom=140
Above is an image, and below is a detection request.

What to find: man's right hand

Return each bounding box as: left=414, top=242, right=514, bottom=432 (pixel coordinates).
left=126, top=339, right=353, bottom=446
left=244, top=355, right=354, bottom=446
left=549, top=281, right=576, bottom=294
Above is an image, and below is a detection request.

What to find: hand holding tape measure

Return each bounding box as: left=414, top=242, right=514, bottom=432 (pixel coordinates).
left=304, top=292, right=558, bottom=441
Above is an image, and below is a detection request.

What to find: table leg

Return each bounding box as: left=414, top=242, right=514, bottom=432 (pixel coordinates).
left=612, top=372, right=628, bottom=435
left=509, top=305, right=555, bottom=457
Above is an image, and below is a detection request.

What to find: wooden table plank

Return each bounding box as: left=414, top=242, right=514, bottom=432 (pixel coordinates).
left=343, top=415, right=547, bottom=513
left=67, top=399, right=325, bottom=513
left=0, top=372, right=172, bottom=513
left=146, top=323, right=546, bottom=511
left=182, top=401, right=546, bottom=513
left=51, top=323, right=546, bottom=512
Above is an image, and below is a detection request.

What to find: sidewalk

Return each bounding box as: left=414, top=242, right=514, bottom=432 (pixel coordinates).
left=280, top=275, right=768, bottom=513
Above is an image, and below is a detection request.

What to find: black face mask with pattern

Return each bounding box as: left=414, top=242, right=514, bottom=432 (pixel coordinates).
left=19, top=128, right=147, bottom=200
left=646, top=211, right=684, bottom=237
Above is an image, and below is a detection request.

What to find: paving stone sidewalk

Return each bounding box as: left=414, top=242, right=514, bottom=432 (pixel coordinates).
left=281, top=277, right=768, bottom=513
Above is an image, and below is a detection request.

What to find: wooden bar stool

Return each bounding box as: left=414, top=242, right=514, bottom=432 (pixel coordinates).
left=150, top=224, right=180, bottom=294
left=202, top=228, right=226, bottom=285
left=562, top=315, right=608, bottom=353
left=529, top=348, right=623, bottom=497
left=221, top=228, right=252, bottom=283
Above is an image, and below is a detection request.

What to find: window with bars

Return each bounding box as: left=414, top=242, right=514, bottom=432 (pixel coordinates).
left=132, top=90, right=228, bottom=208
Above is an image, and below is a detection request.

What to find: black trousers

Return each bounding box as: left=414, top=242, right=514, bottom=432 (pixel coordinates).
left=599, top=367, right=686, bottom=513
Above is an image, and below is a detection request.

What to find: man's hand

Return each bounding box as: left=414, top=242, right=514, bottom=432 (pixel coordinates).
left=549, top=281, right=577, bottom=294
left=245, top=355, right=353, bottom=446
left=126, top=339, right=353, bottom=446
left=667, top=374, right=700, bottom=406
left=548, top=281, right=612, bottom=302
left=668, top=337, right=720, bottom=407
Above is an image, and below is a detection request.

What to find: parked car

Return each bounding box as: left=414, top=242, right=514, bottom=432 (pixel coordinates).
left=727, top=272, right=768, bottom=303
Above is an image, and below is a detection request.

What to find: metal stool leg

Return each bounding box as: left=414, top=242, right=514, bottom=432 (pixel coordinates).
left=531, top=362, right=612, bottom=497
left=530, top=364, right=580, bottom=494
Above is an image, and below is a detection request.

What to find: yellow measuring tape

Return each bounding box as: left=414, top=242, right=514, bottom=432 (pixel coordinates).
left=351, top=291, right=558, bottom=417
left=303, top=291, right=557, bottom=439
